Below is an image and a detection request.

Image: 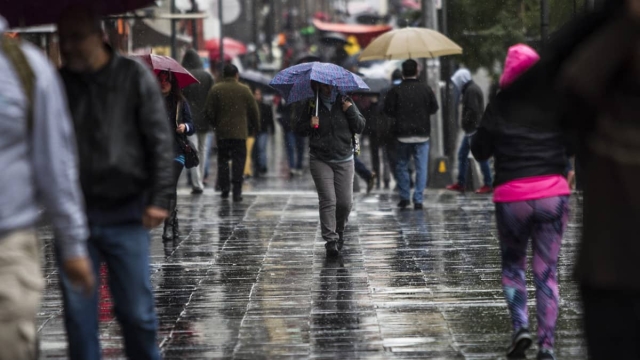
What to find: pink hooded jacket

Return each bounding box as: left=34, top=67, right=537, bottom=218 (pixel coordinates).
left=499, top=44, right=540, bottom=89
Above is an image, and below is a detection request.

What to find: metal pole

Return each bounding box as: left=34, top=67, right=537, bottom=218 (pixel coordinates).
left=190, top=0, right=199, bottom=50
left=218, top=0, right=225, bottom=74
left=541, top=0, right=549, bottom=48
left=252, top=0, right=259, bottom=47
left=170, top=0, right=177, bottom=58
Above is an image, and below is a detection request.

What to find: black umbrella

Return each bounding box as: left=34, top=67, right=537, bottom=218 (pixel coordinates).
left=321, top=32, right=348, bottom=46
left=240, top=70, right=277, bottom=95
left=294, top=53, right=322, bottom=65
left=1, top=0, right=155, bottom=28
left=350, top=77, right=390, bottom=95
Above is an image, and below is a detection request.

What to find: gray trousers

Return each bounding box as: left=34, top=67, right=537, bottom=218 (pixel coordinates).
left=309, top=158, right=354, bottom=242
left=188, top=131, right=209, bottom=190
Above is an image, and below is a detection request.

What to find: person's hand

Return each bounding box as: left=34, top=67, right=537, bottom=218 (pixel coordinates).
left=176, top=124, right=186, bottom=134
left=310, top=116, right=320, bottom=128
left=342, top=100, right=353, bottom=112
left=143, top=206, right=168, bottom=229
left=63, top=256, right=95, bottom=296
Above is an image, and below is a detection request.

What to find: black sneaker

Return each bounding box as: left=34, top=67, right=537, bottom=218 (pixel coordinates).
left=191, top=188, right=204, bottom=195
left=325, top=241, right=340, bottom=257
left=337, top=232, right=344, bottom=250
left=221, top=191, right=229, bottom=199
left=414, top=203, right=423, bottom=210
left=233, top=196, right=243, bottom=203
left=537, top=349, right=556, bottom=360
left=397, top=199, right=410, bottom=209
left=507, top=328, right=533, bottom=359
left=367, top=173, right=376, bottom=194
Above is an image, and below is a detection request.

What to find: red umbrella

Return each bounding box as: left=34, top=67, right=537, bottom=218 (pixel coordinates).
left=208, top=51, right=234, bottom=62
left=205, top=37, right=247, bottom=58
left=133, top=54, right=199, bottom=89
left=1, top=0, right=155, bottom=28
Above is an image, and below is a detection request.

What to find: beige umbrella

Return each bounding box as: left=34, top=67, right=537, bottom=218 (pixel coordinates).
left=359, top=27, right=462, bottom=61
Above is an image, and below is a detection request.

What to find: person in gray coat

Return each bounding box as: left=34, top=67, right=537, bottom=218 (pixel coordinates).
left=182, top=49, right=215, bottom=194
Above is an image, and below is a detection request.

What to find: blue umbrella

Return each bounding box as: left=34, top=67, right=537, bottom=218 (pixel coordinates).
left=269, top=62, right=370, bottom=104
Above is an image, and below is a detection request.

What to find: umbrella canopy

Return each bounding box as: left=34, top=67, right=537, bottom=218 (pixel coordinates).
left=133, top=54, right=199, bottom=89
left=269, top=62, right=369, bottom=104
left=204, top=37, right=247, bottom=58
left=351, top=77, right=390, bottom=95
left=321, top=32, right=348, bottom=46
left=0, top=0, right=154, bottom=28
left=359, top=27, right=462, bottom=61
left=240, top=70, right=277, bottom=94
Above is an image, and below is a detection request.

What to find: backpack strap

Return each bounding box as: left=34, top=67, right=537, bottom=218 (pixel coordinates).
left=2, top=36, right=35, bottom=132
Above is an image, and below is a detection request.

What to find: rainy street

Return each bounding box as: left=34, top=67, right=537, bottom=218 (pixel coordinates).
left=36, top=138, right=587, bottom=360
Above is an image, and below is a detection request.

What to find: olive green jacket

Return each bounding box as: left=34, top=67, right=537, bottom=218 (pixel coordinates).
left=204, top=78, right=260, bottom=140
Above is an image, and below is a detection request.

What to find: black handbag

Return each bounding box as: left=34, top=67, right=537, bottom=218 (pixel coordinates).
left=175, top=102, right=199, bottom=169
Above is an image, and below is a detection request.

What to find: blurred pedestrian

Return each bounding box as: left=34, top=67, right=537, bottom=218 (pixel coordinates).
left=559, top=1, right=640, bottom=358
left=205, top=64, right=260, bottom=202
left=181, top=49, right=214, bottom=194
left=277, top=99, right=306, bottom=177
left=471, top=44, right=570, bottom=360
left=57, top=5, right=174, bottom=360
left=447, top=68, right=493, bottom=194
left=377, top=69, right=404, bottom=189
left=353, top=94, right=378, bottom=191
left=157, top=71, right=195, bottom=242
left=296, top=82, right=365, bottom=257
left=384, top=59, right=439, bottom=210
left=254, top=88, right=275, bottom=175
left=244, top=109, right=257, bottom=179
left=0, top=15, right=94, bottom=360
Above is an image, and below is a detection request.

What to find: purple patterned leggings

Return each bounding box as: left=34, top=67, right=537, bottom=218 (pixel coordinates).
left=495, top=196, right=569, bottom=350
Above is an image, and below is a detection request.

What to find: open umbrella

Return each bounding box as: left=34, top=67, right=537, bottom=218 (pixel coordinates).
left=269, top=62, right=369, bottom=104
left=359, top=27, right=462, bottom=61
left=351, top=77, right=390, bottom=95
left=205, top=37, right=247, bottom=58
left=133, top=54, right=199, bottom=88
left=321, top=32, right=348, bottom=46
left=0, top=0, right=155, bottom=28
left=240, top=70, right=277, bottom=94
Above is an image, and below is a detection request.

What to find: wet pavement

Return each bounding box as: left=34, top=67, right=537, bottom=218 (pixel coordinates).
left=36, top=135, right=587, bottom=359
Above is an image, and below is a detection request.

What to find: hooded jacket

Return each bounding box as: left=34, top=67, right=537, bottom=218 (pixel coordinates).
left=452, top=69, right=484, bottom=133
left=470, top=44, right=569, bottom=187
left=181, top=50, right=215, bottom=132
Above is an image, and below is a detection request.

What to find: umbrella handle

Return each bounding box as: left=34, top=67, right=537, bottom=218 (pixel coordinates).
left=313, top=90, right=319, bottom=128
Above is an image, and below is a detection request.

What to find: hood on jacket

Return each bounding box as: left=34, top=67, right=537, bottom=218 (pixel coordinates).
left=500, top=44, right=540, bottom=89
left=451, top=69, right=472, bottom=91
left=181, top=49, right=204, bottom=70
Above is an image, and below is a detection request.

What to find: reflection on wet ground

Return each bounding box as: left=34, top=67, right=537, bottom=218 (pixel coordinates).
left=37, top=185, right=586, bottom=359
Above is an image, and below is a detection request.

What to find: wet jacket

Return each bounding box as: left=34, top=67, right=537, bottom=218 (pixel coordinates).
left=470, top=90, right=570, bottom=187
left=559, top=9, right=640, bottom=290
left=60, top=49, right=174, bottom=214
left=295, top=97, right=366, bottom=162
left=205, top=78, right=260, bottom=140
left=181, top=50, right=214, bottom=132
left=383, top=78, right=439, bottom=138
left=460, top=81, right=484, bottom=133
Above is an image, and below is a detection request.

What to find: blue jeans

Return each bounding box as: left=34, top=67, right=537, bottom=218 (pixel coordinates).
left=396, top=140, right=430, bottom=204
left=458, top=135, right=492, bottom=186
left=285, top=131, right=305, bottom=170
left=256, top=132, right=269, bottom=170
left=354, top=156, right=373, bottom=180
left=56, top=224, right=160, bottom=360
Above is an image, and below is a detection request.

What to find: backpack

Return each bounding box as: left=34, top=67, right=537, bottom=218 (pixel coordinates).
left=2, top=36, right=35, bottom=132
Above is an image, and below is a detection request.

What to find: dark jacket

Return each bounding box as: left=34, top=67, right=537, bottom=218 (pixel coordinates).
left=470, top=91, right=569, bottom=187
left=205, top=78, right=260, bottom=140
left=60, top=49, right=174, bottom=214
left=181, top=50, right=215, bottom=133
left=257, top=101, right=274, bottom=135
left=558, top=9, right=640, bottom=290
left=166, top=98, right=196, bottom=155
left=295, top=97, right=366, bottom=162
left=460, top=81, right=485, bottom=133
left=383, top=79, right=439, bottom=138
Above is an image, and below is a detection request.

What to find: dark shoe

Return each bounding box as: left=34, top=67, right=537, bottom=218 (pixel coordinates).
left=221, top=191, right=230, bottom=199
left=537, top=348, right=556, bottom=360
left=162, top=219, right=172, bottom=242
left=384, top=181, right=390, bottom=190
left=191, top=188, right=204, bottom=195
left=475, top=185, right=493, bottom=194
left=325, top=241, right=340, bottom=257
left=446, top=183, right=465, bottom=192
left=507, top=328, right=533, bottom=359
left=414, top=203, right=423, bottom=210
left=337, top=232, right=345, bottom=250
left=233, top=196, right=243, bottom=202
left=397, top=199, right=410, bottom=209
left=366, top=173, right=376, bottom=194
